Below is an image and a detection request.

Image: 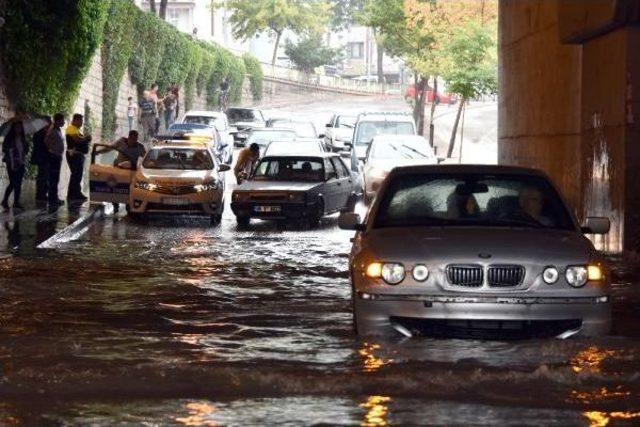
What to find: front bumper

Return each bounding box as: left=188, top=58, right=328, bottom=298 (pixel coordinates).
left=231, top=201, right=317, bottom=220
left=130, top=187, right=223, bottom=215
left=354, top=293, right=611, bottom=337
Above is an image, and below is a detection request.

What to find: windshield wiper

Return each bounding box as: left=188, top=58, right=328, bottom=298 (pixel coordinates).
left=400, top=144, right=428, bottom=159
left=489, top=219, right=543, bottom=228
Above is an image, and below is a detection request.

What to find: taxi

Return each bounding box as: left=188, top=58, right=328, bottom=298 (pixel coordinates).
left=89, top=140, right=230, bottom=223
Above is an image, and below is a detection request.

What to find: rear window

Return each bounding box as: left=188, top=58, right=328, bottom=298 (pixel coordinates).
left=373, top=173, right=575, bottom=230
left=253, top=158, right=324, bottom=182
left=184, top=116, right=217, bottom=127
left=355, top=120, right=415, bottom=144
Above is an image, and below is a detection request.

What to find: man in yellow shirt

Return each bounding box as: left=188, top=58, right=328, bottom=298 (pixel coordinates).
left=65, top=113, right=92, bottom=201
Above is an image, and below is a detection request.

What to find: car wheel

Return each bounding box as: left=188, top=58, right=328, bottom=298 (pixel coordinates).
left=342, top=193, right=358, bottom=213
left=236, top=216, right=250, bottom=227
left=308, top=199, right=324, bottom=228
left=364, top=193, right=373, bottom=206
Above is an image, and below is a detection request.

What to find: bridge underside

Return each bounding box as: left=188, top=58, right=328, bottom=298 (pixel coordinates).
left=499, top=0, right=640, bottom=252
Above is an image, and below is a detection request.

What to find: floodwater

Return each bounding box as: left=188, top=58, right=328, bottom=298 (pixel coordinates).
left=1, top=202, right=640, bottom=426
left=1, top=100, right=639, bottom=426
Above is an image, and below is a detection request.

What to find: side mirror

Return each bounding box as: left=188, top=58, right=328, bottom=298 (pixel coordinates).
left=219, top=164, right=231, bottom=172
left=318, top=133, right=325, bottom=139
left=581, top=217, right=610, bottom=234
left=117, top=161, right=133, bottom=169
left=339, top=213, right=365, bottom=231
left=344, top=141, right=353, bottom=148
left=437, top=157, right=446, bottom=164
left=325, top=123, right=333, bottom=128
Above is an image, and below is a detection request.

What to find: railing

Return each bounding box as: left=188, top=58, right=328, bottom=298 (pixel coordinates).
left=260, top=62, right=399, bottom=95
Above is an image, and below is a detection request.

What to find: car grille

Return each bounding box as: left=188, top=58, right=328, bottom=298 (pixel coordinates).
left=446, top=265, right=483, bottom=287
left=154, top=185, right=197, bottom=195
left=488, top=265, right=525, bottom=287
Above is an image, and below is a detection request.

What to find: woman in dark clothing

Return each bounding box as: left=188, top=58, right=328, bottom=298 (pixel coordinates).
left=2, top=121, right=28, bottom=210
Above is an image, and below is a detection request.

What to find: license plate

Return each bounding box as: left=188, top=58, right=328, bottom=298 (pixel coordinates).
left=254, top=205, right=281, bottom=213
left=162, top=197, right=189, bottom=206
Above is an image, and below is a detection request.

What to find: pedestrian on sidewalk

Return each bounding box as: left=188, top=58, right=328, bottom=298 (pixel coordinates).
left=31, top=115, right=53, bottom=204
left=170, top=82, right=180, bottom=118
left=162, top=89, right=177, bottom=130
left=65, top=113, right=92, bottom=202
left=139, top=90, right=157, bottom=145
left=45, top=113, right=66, bottom=207
left=127, top=96, right=138, bottom=132
left=1, top=120, right=28, bottom=210
left=149, top=83, right=162, bottom=135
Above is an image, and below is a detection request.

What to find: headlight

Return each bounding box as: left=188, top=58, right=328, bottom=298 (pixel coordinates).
left=135, top=181, right=156, bottom=191
left=233, top=192, right=248, bottom=201
left=565, top=266, right=588, bottom=287
left=412, top=264, right=429, bottom=282
left=542, top=266, right=559, bottom=284
left=381, top=263, right=405, bottom=285
left=194, top=182, right=219, bottom=192
left=587, top=265, right=603, bottom=281
left=288, top=192, right=305, bottom=202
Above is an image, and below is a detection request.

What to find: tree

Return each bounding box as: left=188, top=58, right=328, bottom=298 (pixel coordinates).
left=159, top=0, right=168, bottom=20
left=284, top=36, right=343, bottom=73
left=328, top=0, right=364, bottom=31
left=221, top=0, right=330, bottom=67
left=442, top=20, right=497, bottom=158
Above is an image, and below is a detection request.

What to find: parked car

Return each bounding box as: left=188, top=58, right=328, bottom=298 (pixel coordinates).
left=179, top=110, right=235, bottom=150
left=349, top=112, right=417, bottom=194
left=404, top=84, right=458, bottom=105
left=363, top=134, right=437, bottom=204
left=226, top=107, right=266, bottom=146
left=264, top=139, right=325, bottom=157
left=231, top=153, right=358, bottom=227
left=266, top=118, right=320, bottom=139
left=339, top=164, right=611, bottom=338
left=244, top=128, right=298, bottom=154
left=324, top=114, right=356, bottom=152
left=89, top=141, right=229, bottom=223
left=165, top=123, right=232, bottom=165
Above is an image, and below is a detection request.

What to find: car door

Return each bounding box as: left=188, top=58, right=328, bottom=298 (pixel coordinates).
left=89, top=145, right=135, bottom=205
left=330, top=157, right=351, bottom=209
left=323, top=158, right=340, bottom=212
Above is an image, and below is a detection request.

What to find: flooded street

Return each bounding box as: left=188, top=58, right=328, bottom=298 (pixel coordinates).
left=1, top=99, right=639, bottom=426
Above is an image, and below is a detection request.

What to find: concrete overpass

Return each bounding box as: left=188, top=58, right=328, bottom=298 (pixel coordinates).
left=499, top=0, right=640, bottom=252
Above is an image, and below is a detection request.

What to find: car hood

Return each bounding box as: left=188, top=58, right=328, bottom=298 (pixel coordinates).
left=236, top=180, right=321, bottom=192
left=368, top=158, right=437, bottom=171
left=363, top=227, right=594, bottom=265
left=137, top=168, right=214, bottom=185
left=234, top=122, right=264, bottom=130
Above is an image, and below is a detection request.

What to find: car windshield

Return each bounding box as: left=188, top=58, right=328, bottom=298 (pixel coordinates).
left=355, top=120, right=415, bottom=145
left=253, top=158, right=324, bottom=182
left=169, top=123, right=209, bottom=132
left=183, top=115, right=217, bottom=126
left=371, top=139, right=434, bottom=160
left=227, top=109, right=261, bottom=123
left=247, top=130, right=297, bottom=145
left=374, top=173, right=575, bottom=230
left=142, top=148, right=214, bottom=170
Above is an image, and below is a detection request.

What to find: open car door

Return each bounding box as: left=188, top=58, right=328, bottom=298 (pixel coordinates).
left=89, top=144, right=136, bottom=205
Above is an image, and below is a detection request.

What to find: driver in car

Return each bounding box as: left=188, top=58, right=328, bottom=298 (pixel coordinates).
left=519, top=186, right=552, bottom=226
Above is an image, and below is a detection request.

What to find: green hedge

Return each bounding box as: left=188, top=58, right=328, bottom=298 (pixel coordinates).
left=243, top=53, right=264, bottom=101
left=0, top=0, right=109, bottom=114
left=0, top=0, right=264, bottom=137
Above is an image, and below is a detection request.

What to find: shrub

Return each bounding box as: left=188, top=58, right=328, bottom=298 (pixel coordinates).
left=242, top=54, right=263, bottom=101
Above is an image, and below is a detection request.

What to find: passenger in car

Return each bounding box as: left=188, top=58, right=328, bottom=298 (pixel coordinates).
left=519, top=186, right=552, bottom=226
left=447, top=193, right=479, bottom=219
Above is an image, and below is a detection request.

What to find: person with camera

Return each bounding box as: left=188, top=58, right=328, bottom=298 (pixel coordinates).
left=65, top=113, right=92, bottom=202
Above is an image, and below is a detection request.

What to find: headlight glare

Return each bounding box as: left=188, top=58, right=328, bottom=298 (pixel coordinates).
left=565, top=266, right=588, bottom=288
left=194, top=182, right=219, bottom=192
left=587, top=265, right=603, bottom=281
left=542, top=266, right=559, bottom=284
left=381, top=263, right=405, bottom=285
left=365, top=262, right=382, bottom=278
left=412, top=264, right=429, bottom=282
left=135, top=181, right=156, bottom=191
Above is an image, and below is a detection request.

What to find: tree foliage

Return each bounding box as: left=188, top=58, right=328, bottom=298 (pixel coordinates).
left=328, top=0, right=365, bottom=31
left=0, top=0, right=109, bottom=114
left=284, top=36, right=343, bottom=73
left=221, top=0, right=330, bottom=66
left=243, top=54, right=264, bottom=101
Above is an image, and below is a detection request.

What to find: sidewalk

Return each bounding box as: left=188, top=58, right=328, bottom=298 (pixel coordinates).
left=0, top=180, right=94, bottom=257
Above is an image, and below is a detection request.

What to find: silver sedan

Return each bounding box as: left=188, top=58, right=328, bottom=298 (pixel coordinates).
left=339, top=165, right=612, bottom=339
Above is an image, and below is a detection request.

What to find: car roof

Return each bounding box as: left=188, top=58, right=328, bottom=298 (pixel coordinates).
left=251, top=127, right=296, bottom=132
left=150, top=141, right=212, bottom=150
left=387, top=164, right=547, bottom=177
left=262, top=152, right=339, bottom=160
left=184, top=110, right=224, bottom=118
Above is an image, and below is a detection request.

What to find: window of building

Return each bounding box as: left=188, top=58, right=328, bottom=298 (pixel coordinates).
left=348, top=42, right=364, bottom=59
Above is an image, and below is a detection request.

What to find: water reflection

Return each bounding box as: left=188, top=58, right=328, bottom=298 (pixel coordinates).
left=360, top=395, right=391, bottom=427
left=359, top=342, right=393, bottom=372
left=584, top=410, right=640, bottom=427
left=570, top=386, right=631, bottom=404
left=570, top=346, right=617, bottom=374
left=175, top=401, right=219, bottom=427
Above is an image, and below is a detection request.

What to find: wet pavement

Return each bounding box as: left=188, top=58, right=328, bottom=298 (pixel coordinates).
left=1, top=98, right=639, bottom=426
